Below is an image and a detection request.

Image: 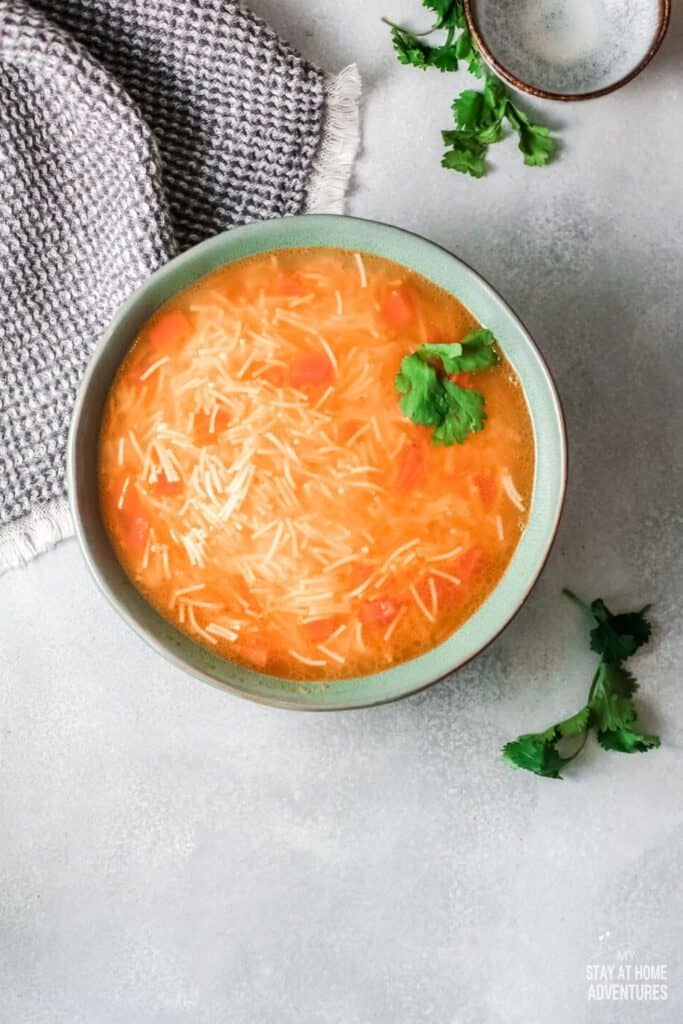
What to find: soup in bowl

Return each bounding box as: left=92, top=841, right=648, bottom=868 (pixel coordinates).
left=69, top=216, right=565, bottom=709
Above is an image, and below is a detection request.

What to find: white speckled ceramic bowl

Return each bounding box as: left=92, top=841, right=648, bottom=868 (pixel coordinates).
left=465, top=0, right=670, bottom=101
left=68, top=215, right=566, bottom=710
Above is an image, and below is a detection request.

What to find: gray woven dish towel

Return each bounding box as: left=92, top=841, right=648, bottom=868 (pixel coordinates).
left=0, top=0, right=360, bottom=573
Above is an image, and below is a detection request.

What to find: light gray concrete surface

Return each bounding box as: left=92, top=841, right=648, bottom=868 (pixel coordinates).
left=1, top=2, right=682, bottom=1021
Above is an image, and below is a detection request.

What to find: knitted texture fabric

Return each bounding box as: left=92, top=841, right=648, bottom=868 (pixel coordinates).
left=0, top=0, right=360, bottom=571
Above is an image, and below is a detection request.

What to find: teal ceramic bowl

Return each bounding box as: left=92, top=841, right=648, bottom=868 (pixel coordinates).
left=68, top=214, right=566, bottom=710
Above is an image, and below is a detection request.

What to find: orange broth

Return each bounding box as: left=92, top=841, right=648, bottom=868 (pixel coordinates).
left=99, top=248, right=534, bottom=680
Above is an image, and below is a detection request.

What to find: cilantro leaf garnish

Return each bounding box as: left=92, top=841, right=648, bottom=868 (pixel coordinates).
left=563, top=589, right=652, bottom=662
left=451, top=89, right=488, bottom=130
left=455, top=28, right=483, bottom=76
left=396, top=358, right=444, bottom=427
left=422, top=0, right=467, bottom=30
left=387, top=25, right=434, bottom=69
left=598, top=728, right=661, bottom=754
left=419, top=329, right=499, bottom=372
left=589, top=662, right=660, bottom=753
left=395, top=358, right=487, bottom=444
left=432, top=44, right=462, bottom=72
left=502, top=707, right=591, bottom=779
left=441, top=136, right=487, bottom=178
left=556, top=705, right=592, bottom=738
left=505, top=104, right=557, bottom=167
left=503, top=591, right=660, bottom=779
left=383, top=2, right=557, bottom=177
left=395, top=330, right=500, bottom=444
left=384, top=22, right=461, bottom=72
left=502, top=734, right=566, bottom=779
left=588, top=663, right=640, bottom=733
left=444, top=76, right=556, bottom=175
left=433, top=383, right=487, bottom=445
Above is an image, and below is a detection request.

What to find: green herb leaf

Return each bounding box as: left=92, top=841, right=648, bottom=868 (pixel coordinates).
left=396, top=358, right=444, bottom=427
left=502, top=734, right=566, bottom=779
left=432, top=382, right=487, bottom=445
left=588, top=663, right=640, bottom=733
left=452, top=81, right=503, bottom=126
left=395, top=358, right=487, bottom=442
left=598, top=728, right=661, bottom=754
left=388, top=25, right=433, bottom=68
left=587, top=662, right=658, bottom=756
left=386, top=23, right=461, bottom=73
left=475, top=121, right=504, bottom=145
left=444, top=75, right=558, bottom=176
left=419, top=329, right=499, bottom=373
left=517, top=122, right=556, bottom=167
left=452, top=90, right=486, bottom=130
left=395, top=332, right=499, bottom=444
left=505, top=103, right=557, bottom=166
left=556, top=705, right=591, bottom=738
left=484, top=76, right=507, bottom=110
left=502, top=705, right=590, bottom=779
left=422, top=0, right=467, bottom=30
left=564, top=589, right=653, bottom=662
left=441, top=134, right=487, bottom=177
left=589, top=600, right=652, bottom=662
left=455, top=29, right=483, bottom=76
left=432, top=45, right=461, bottom=72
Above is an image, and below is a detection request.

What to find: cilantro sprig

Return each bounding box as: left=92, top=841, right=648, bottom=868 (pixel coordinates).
left=382, top=1, right=557, bottom=177
left=563, top=590, right=652, bottom=663
left=503, top=591, right=659, bottom=779
left=395, top=329, right=499, bottom=445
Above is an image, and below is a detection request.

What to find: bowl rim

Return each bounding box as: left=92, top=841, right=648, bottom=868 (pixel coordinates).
left=68, top=213, right=567, bottom=711
left=463, top=0, right=671, bottom=102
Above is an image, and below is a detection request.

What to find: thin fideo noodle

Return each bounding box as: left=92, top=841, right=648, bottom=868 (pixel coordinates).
left=99, top=248, right=535, bottom=681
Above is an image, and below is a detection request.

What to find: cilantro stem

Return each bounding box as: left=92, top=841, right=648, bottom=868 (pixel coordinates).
left=380, top=16, right=437, bottom=37
left=562, top=588, right=593, bottom=618
left=562, top=730, right=590, bottom=765
left=587, top=662, right=604, bottom=704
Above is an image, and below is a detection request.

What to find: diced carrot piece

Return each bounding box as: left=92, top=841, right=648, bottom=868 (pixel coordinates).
left=107, top=472, right=126, bottom=502
left=304, top=617, right=342, bottom=643
left=379, top=286, right=414, bottom=331
left=455, top=547, right=484, bottom=582
left=289, top=352, right=334, bottom=389
left=474, top=472, right=497, bottom=507
left=125, top=514, right=149, bottom=553
left=360, top=598, right=401, bottom=627
left=119, top=487, right=149, bottom=553
left=148, top=310, right=192, bottom=350
left=260, top=366, right=285, bottom=387
left=123, top=360, right=153, bottom=388
left=395, top=443, right=425, bottom=492
left=153, top=471, right=183, bottom=497
left=274, top=272, right=304, bottom=296
left=239, top=641, right=269, bottom=669
left=450, top=373, right=474, bottom=388
left=419, top=572, right=461, bottom=607
left=194, top=408, right=230, bottom=446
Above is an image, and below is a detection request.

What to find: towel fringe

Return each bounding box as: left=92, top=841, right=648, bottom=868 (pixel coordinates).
left=0, top=498, right=74, bottom=573
left=306, top=64, right=362, bottom=214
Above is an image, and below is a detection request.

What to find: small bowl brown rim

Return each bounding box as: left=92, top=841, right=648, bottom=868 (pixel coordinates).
left=464, top=0, right=671, bottom=102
